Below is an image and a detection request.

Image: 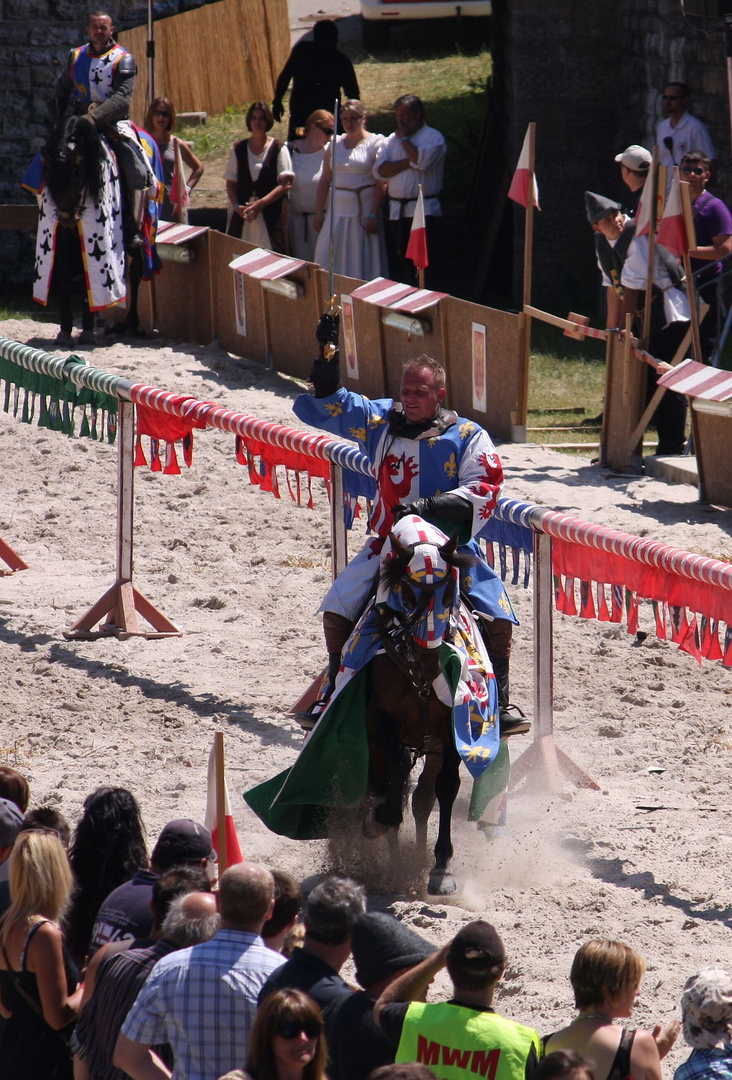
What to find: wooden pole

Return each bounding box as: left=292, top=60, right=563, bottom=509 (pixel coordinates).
left=329, top=463, right=347, bottom=581
left=515, top=122, right=537, bottom=438
left=680, top=180, right=703, bottom=363
left=214, top=731, right=228, bottom=874
left=641, top=147, right=659, bottom=346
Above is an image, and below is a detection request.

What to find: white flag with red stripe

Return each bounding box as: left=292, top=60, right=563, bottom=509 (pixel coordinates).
left=656, top=172, right=687, bottom=256
left=508, top=125, right=540, bottom=209
left=204, top=735, right=244, bottom=869
left=170, top=138, right=190, bottom=223
left=406, top=185, right=429, bottom=270
left=634, top=164, right=655, bottom=239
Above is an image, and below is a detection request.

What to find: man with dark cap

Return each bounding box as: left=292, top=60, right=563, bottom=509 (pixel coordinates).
left=327, top=911, right=436, bottom=1080
left=0, top=797, right=25, bottom=917
left=259, top=875, right=366, bottom=1010
left=375, top=920, right=541, bottom=1080
left=89, top=818, right=214, bottom=954
left=585, top=191, right=636, bottom=333
left=614, top=145, right=652, bottom=218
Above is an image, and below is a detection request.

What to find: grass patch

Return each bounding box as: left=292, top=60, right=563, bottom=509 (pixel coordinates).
left=527, top=322, right=606, bottom=451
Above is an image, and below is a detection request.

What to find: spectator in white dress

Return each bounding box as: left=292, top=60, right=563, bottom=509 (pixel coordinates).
left=313, top=100, right=387, bottom=281
left=288, top=110, right=334, bottom=261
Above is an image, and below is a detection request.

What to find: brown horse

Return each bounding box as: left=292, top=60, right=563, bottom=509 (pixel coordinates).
left=361, top=524, right=477, bottom=896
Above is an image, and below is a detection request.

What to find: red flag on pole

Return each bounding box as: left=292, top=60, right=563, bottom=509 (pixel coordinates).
left=406, top=185, right=429, bottom=271
left=508, top=125, right=540, bottom=210
left=170, top=138, right=190, bottom=223
left=634, top=164, right=655, bottom=239
left=656, top=172, right=687, bottom=256
left=205, top=733, right=244, bottom=873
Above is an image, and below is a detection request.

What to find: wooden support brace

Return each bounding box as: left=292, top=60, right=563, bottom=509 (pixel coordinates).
left=0, top=536, right=29, bottom=574
left=64, top=399, right=181, bottom=640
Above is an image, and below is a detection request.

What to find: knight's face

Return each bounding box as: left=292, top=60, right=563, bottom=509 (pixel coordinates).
left=400, top=367, right=445, bottom=423
left=88, top=16, right=114, bottom=54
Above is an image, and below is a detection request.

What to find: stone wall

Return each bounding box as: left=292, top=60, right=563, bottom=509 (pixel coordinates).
left=490, top=0, right=729, bottom=313
left=0, top=1, right=90, bottom=293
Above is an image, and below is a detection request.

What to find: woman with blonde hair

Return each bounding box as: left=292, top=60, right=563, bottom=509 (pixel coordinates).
left=313, top=99, right=387, bottom=279
left=288, top=109, right=334, bottom=261
left=0, top=829, right=82, bottom=1079
left=143, top=96, right=204, bottom=221
left=219, top=988, right=327, bottom=1080
left=544, top=940, right=680, bottom=1080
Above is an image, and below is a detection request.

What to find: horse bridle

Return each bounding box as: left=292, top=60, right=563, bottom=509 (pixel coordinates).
left=376, top=593, right=447, bottom=757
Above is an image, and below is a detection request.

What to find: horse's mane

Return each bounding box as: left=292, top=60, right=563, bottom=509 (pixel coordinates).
left=44, top=116, right=106, bottom=206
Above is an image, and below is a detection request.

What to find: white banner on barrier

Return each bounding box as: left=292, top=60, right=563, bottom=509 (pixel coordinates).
left=472, top=322, right=487, bottom=412
left=234, top=272, right=247, bottom=337
left=341, top=295, right=359, bottom=380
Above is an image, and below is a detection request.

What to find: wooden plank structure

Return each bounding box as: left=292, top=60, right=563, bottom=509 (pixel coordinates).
left=118, top=0, right=290, bottom=124
left=154, top=221, right=214, bottom=345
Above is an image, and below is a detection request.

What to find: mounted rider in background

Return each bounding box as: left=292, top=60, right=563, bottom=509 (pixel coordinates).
left=52, top=11, right=156, bottom=250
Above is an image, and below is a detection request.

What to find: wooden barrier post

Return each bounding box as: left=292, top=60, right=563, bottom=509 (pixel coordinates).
left=329, top=463, right=348, bottom=580
left=64, top=400, right=182, bottom=640
left=0, top=536, right=29, bottom=574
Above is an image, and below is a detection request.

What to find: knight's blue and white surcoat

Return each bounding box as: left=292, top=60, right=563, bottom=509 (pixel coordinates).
left=68, top=43, right=131, bottom=112
left=293, top=387, right=517, bottom=625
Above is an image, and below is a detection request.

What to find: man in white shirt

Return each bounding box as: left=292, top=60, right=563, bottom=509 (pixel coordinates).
left=656, top=81, right=717, bottom=183
left=374, top=94, right=446, bottom=285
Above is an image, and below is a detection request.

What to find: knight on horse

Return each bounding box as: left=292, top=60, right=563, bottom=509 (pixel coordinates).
left=294, top=309, right=529, bottom=738
left=52, top=10, right=156, bottom=250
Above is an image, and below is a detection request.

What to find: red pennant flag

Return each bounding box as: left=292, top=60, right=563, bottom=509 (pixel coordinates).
left=723, top=625, right=732, bottom=668
left=205, top=735, right=244, bottom=873
left=656, top=172, right=687, bottom=257
left=508, top=125, right=540, bottom=209
left=579, top=580, right=596, bottom=619
left=563, top=577, right=577, bottom=616
left=625, top=589, right=639, bottom=635
left=652, top=600, right=667, bottom=640
left=679, top=616, right=702, bottom=665
left=635, top=165, right=655, bottom=239
left=704, top=619, right=724, bottom=661
left=170, top=138, right=190, bottom=223
left=596, top=582, right=611, bottom=622
left=669, top=605, right=688, bottom=644
left=610, top=584, right=624, bottom=623
left=406, top=185, right=428, bottom=271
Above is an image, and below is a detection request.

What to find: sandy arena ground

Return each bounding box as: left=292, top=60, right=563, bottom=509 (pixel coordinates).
left=1, top=317, right=731, bottom=1066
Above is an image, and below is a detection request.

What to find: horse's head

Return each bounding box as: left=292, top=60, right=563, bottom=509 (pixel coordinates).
left=381, top=514, right=476, bottom=630
left=42, top=116, right=105, bottom=225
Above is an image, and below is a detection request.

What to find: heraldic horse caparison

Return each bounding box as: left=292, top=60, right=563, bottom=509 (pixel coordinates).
left=244, top=514, right=510, bottom=896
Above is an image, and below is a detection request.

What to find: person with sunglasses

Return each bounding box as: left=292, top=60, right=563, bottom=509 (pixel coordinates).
left=219, top=989, right=327, bottom=1080
left=143, top=97, right=203, bottom=222
left=656, top=82, right=717, bottom=184
left=680, top=150, right=732, bottom=361
left=288, top=111, right=335, bottom=262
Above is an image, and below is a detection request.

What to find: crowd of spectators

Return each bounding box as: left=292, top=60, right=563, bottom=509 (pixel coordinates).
left=0, top=767, right=729, bottom=1080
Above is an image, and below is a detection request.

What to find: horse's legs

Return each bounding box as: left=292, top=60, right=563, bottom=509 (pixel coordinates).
left=366, top=706, right=411, bottom=833
left=126, top=250, right=143, bottom=332
left=412, top=752, right=441, bottom=856
left=427, top=739, right=461, bottom=896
